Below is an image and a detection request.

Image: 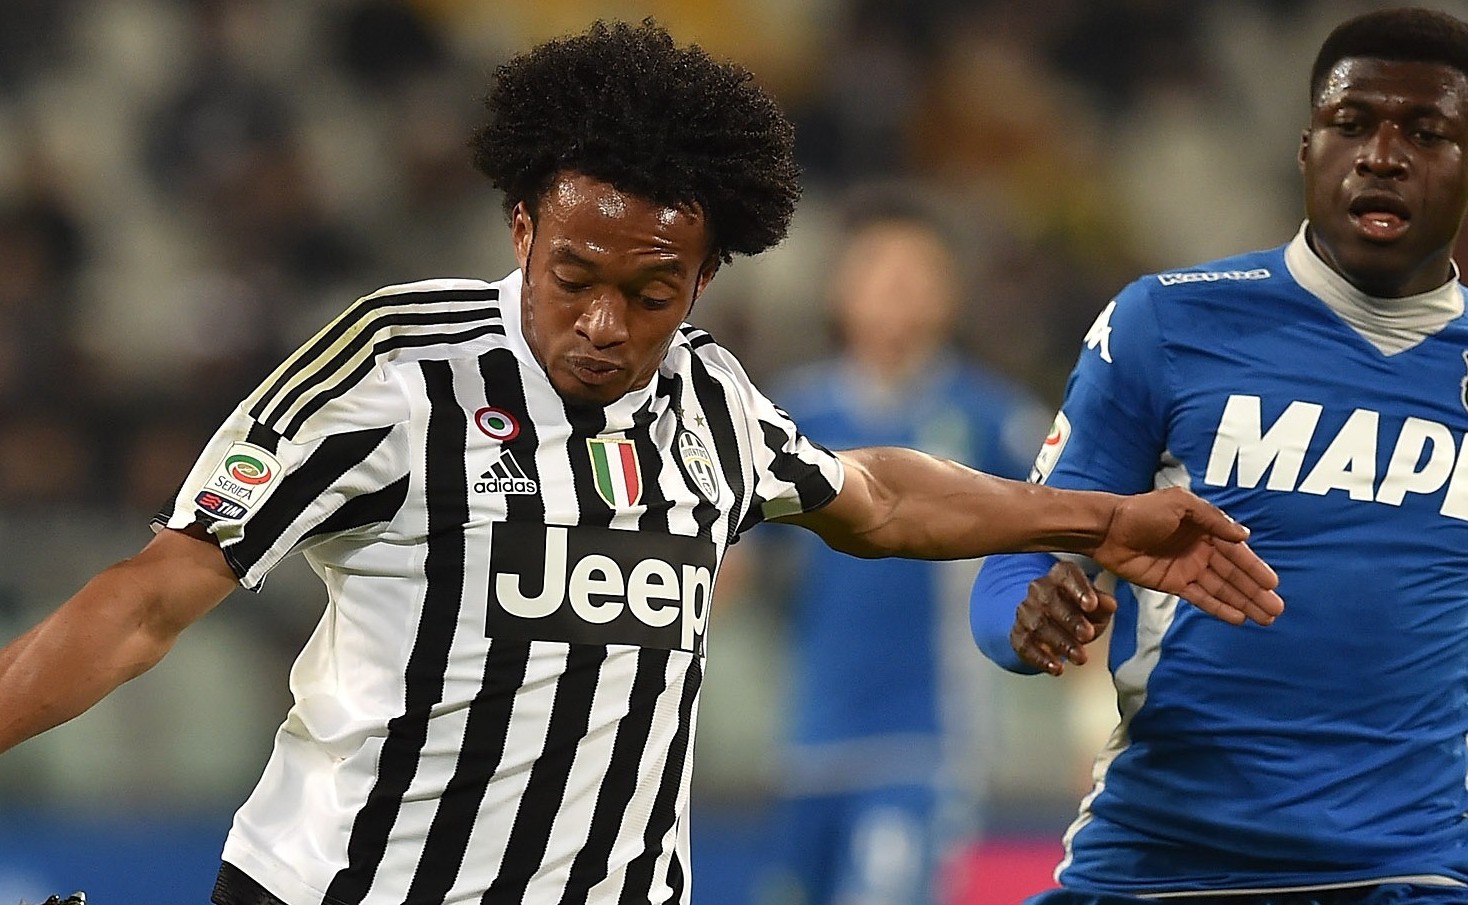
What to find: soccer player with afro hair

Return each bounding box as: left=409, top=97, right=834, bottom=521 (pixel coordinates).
left=0, top=19, right=1279, bottom=905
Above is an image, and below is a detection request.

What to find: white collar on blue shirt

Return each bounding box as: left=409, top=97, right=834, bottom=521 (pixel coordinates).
left=1284, top=220, right=1464, bottom=356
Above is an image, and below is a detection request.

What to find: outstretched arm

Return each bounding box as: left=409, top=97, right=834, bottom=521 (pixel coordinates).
left=777, top=447, right=1282, bottom=624
left=0, top=527, right=239, bottom=756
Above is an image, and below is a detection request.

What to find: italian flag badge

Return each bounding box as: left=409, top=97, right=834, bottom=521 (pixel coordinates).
left=587, top=438, right=642, bottom=508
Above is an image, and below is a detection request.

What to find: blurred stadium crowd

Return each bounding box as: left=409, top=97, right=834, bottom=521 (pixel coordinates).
left=0, top=0, right=1457, bottom=870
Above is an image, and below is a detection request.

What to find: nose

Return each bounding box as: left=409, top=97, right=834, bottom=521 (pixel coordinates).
left=1356, top=122, right=1409, bottom=178
left=577, top=292, right=629, bottom=347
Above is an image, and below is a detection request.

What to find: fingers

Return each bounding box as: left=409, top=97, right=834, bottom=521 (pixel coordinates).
left=1010, top=562, right=1115, bottom=675
left=1153, top=489, right=1285, bottom=627
left=1208, top=535, right=1281, bottom=595
left=1186, top=540, right=1286, bottom=626
left=1173, top=490, right=1251, bottom=544
left=1011, top=607, right=1075, bottom=675
left=1183, top=580, right=1251, bottom=626
left=1043, top=561, right=1111, bottom=638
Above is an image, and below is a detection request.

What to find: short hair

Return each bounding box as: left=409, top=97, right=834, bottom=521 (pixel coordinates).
left=470, top=19, right=801, bottom=264
left=1310, top=7, right=1468, bottom=105
left=835, top=184, right=957, bottom=248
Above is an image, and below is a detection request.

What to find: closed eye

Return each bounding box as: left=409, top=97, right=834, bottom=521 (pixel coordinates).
left=553, top=274, right=591, bottom=293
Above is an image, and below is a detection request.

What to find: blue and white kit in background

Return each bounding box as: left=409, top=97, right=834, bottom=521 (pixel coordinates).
left=762, top=353, right=1046, bottom=905
left=970, top=224, right=1468, bottom=895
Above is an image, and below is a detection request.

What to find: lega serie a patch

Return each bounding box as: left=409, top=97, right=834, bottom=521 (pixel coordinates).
left=195, top=442, right=284, bottom=520
left=1029, top=411, right=1071, bottom=485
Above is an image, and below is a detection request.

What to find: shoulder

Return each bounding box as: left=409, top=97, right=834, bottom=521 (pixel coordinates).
left=1096, top=244, right=1291, bottom=341
left=356, top=273, right=510, bottom=315
left=245, top=275, right=512, bottom=440
left=1139, top=245, right=1289, bottom=306
left=318, top=273, right=513, bottom=365
left=669, top=322, right=759, bottom=387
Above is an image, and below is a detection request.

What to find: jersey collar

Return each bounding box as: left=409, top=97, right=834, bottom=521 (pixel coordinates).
left=1285, top=221, right=1465, bottom=355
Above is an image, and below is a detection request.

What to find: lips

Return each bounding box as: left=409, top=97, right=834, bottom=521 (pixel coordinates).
left=567, top=354, right=623, bottom=385
left=1348, top=190, right=1412, bottom=241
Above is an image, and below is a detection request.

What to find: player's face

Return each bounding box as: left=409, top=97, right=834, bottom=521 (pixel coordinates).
left=831, top=221, right=956, bottom=375
left=1300, top=57, right=1468, bottom=297
left=513, top=173, right=716, bottom=407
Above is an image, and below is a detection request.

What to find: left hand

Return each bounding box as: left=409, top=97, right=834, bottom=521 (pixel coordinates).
left=1010, top=560, right=1117, bottom=676
left=1092, top=487, right=1283, bottom=626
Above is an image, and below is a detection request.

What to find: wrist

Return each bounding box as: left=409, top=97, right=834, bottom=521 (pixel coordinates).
left=1030, top=487, right=1118, bottom=556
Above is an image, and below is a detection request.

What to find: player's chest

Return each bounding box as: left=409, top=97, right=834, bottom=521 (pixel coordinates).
left=456, top=404, right=735, bottom=530
left=418, top=404, right=733, bottom=654
left=1169, top=324, right=1468, bottom=526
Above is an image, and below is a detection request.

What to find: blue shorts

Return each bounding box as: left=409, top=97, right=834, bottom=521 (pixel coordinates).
left=1023, top=885, right=1468, bottom=905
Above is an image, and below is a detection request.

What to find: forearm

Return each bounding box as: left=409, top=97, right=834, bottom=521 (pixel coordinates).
left=825, top=447, right=1123, bottom=560
left=0, top=566, right=182, bottom=755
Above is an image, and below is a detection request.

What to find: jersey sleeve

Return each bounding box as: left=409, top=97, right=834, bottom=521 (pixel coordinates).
left=970, top=280, right=1171, bottom=671
left=1032, top=280, right=1171, bottom=494
left=152, top=359, right=412, bottom=590
left=702, top=347, right=844, bottom=536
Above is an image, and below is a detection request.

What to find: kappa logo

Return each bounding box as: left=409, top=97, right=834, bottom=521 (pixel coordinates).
left=677, top=429, right=721, bottom=504
left=1155, top=268, right=1270, bottom=286
left=1083, top=300, right=1116, bottom=364
left=475, top=450, right=538, bottom=495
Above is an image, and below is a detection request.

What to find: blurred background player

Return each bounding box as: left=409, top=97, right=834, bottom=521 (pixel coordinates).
left=749, top=188, right=1048, bottom=905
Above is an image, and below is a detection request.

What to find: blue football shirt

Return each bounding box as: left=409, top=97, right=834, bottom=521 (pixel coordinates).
left=972, top=230, right=1468, bottom=893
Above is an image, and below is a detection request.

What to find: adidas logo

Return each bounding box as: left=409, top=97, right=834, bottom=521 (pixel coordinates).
left=474, top=451, right=538, bottom=495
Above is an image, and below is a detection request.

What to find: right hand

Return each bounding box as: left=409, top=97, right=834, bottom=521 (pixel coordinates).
left=1010, top=561, right=1117, bottom=676
left=1090, top=486, right=1282, bottom=627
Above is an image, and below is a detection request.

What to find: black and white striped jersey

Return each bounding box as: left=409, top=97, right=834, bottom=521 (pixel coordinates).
left=156, top=270, right=844, bottom=905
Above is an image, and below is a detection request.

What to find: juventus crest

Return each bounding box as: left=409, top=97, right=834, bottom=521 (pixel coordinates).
left=677, top=429, right=721, bottom=504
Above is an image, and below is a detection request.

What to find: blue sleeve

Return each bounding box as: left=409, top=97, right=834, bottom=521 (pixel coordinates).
left=1034, top=280, right=1170, bottom=494
left=971, top=280, right=1171, bottom=673
left=970, top=552, right=1058, bottom=673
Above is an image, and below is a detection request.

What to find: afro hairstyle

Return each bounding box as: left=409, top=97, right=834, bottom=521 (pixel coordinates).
left=471, top=19, right=801, bottom=264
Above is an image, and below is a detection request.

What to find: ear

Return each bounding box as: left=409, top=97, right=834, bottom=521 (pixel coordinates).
left=511, top=202, right=534, bottom=271
left=690, top=255, right=721, bottom=306
left=1298, top=127, right=1311, bottom=173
